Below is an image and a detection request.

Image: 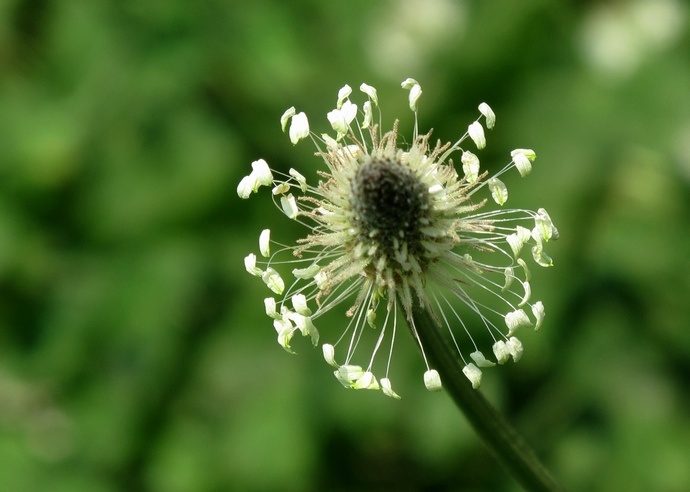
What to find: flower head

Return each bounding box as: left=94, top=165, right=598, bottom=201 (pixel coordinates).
left=238, top=80, right=558, bottom=397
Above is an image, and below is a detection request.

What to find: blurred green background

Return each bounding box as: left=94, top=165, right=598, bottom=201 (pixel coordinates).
left=1, top=0, right=690, bottom=490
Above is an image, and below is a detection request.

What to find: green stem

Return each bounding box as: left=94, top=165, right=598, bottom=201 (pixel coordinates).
left=411, top=306, right=566, bottom=492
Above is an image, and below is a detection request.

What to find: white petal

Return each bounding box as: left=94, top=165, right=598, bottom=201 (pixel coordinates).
left=280, top=193, right=299, bottom=219
left=489, top=177, right=508, bottom=205
left=262, top=267, right=285, bottom=294
left=280, top=107, right=296, bottom=132
left=244, top=253, right=263, bottom=277
left=237, top=175, right=257, bottom=199
left=289, top=112, right=310, bottom=145
left=336, top=84, right=352, bottom=109
left=322, top=344, right=338, bottom=367
left=492, top=340, right=510, bottom=364
left=463, top=363, right=482, bottom=389
left=470, top=350, right=496, bottom=368
left=423, top=369, right=442, bottom=391
left=532, top=301, right=545, bottom=331
left=507, top=336, right=523, bottom=362
left=478, top=102, right=496, bottom=129
left=259, top=229, right=271, bottom=257
left=380, top=378, right=402, bottom=399
left=359, top=83, right=378, bottom=105
left=468, top=121, right=486, bottom=149
left=505, top=308, right=532, bottom=336
left=251, top=159, right=273, bottom=186
left=461, top=151, right=480, bottom=183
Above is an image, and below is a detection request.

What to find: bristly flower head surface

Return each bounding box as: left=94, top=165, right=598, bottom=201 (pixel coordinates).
left=238, top=79, right=558, bottom=398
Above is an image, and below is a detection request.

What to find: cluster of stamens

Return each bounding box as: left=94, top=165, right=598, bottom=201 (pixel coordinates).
left=238, top=78, right=558, bottom=398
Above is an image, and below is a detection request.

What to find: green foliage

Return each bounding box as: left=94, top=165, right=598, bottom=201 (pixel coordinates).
left=1, top=0, right=689, bottom=490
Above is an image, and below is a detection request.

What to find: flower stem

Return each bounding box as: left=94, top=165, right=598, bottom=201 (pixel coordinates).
left=411, top=306, right=566, bottom=492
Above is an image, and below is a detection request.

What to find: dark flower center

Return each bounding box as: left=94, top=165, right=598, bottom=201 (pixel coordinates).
left=351, top=157, right=431, bottom=264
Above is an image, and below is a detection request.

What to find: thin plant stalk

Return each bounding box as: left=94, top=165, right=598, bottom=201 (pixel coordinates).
left=412, top=306, right=566, bottom=492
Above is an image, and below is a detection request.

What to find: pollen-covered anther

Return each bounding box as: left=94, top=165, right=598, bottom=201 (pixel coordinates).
left=262, top=268, right=285, bottom=295
left=518, top=281, right=532, bottom=307
left=259, top=229, right=271, bottom=257
left=478, top=102, right=496, bottom=129
left=264, top=297, right=282, bottom=320
left=360, top=83, right=378, bottom=106
left=292, top=264, right=320, bottom=279
left=461, top=151, right=480, bottom=183
left=511, top=149, right=536, bottom=177
left=327, top=100, right=357, bottom=136
left=493, top=340, right=511, bottom=364
left=401, top=78, right=422, bottom=111
left=244, top=253, right=263, bottom=277
left=505, top=308, right=532, bottom=336
left=289, top=168, right=308, bottom=192
left=536, top=208, right=559, bottom=241
left=463, top=363, right=483, bottom=389
left=291, top=294, right=312, bottom=316
left=507, top=226, right=532, bottom=258
left=424, top=369, right=442, bottom=391
left=470, top=350, right=496, bottom=367
left=280, top=107, right=296, bottom=132
left=468, top=121, right=486, bottom=149
left=336, top=84, right=352, bottom=109
left=380, top=378, right=402, bottom=399
left=335, top=365, right=379, bottom=391
left=353, top=371, right=380, bottom=390
left=322, top=343, right=338, bottom=367
left=489, top=177, right=508, bottom=205
left=532, top=301, right=545, bottom=331
left=280, top=194, right=299, bottom=219
left=289, top=112, right=310, bottom=145
left=507, top=337, right=524, bottom=362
